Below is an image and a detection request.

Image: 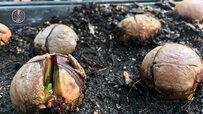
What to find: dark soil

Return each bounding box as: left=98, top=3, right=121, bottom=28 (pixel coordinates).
left=1, top=1, right=203, bottom=114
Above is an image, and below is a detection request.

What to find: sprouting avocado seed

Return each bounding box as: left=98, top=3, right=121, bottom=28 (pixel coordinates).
left=10, top=54, right=86, bottom=113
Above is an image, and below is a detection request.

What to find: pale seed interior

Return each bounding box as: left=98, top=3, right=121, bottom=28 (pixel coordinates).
left=43, top=55, right=55, bottom=102
left=42, top=55, right=82, bottom=111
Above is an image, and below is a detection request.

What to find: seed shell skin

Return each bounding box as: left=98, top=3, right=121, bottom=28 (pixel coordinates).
left=10, top=54, right=86, bottom=113
left=140, top=43, right=203, bottom=100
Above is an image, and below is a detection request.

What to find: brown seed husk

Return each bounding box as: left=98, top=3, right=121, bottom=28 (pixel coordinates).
left=140, top=43, right=203, bottom=100
left=34, top=24, right=79, bottom=54
left=117, top=14, right=161, bottom=45
left=0, top=23, right=12, bottom=44
left=9, top=56, right=47, bottom=113
left=174, top=0, right=203, bottom=21
left=140, top=46, right=162, bottom=88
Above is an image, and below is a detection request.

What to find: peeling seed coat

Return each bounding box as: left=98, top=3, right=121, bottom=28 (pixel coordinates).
left=10, top=61, right=45, bottom=113
left=10, top=54, right=86, bottom=113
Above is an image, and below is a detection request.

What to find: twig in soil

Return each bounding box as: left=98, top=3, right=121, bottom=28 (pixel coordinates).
left=91, top=67, right=107, bottom=77
left=181, top=100, right=193, bottom=111
left=81, top=55, right=94, bottom=68
left=193, top=36, right=203, bottom=44
left=126, top=79, right=141, bottom=103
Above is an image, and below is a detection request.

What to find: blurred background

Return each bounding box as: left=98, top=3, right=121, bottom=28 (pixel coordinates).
left=2, top=0, right=101, bottom=1
left=2, top=0, right=82, bottom=1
